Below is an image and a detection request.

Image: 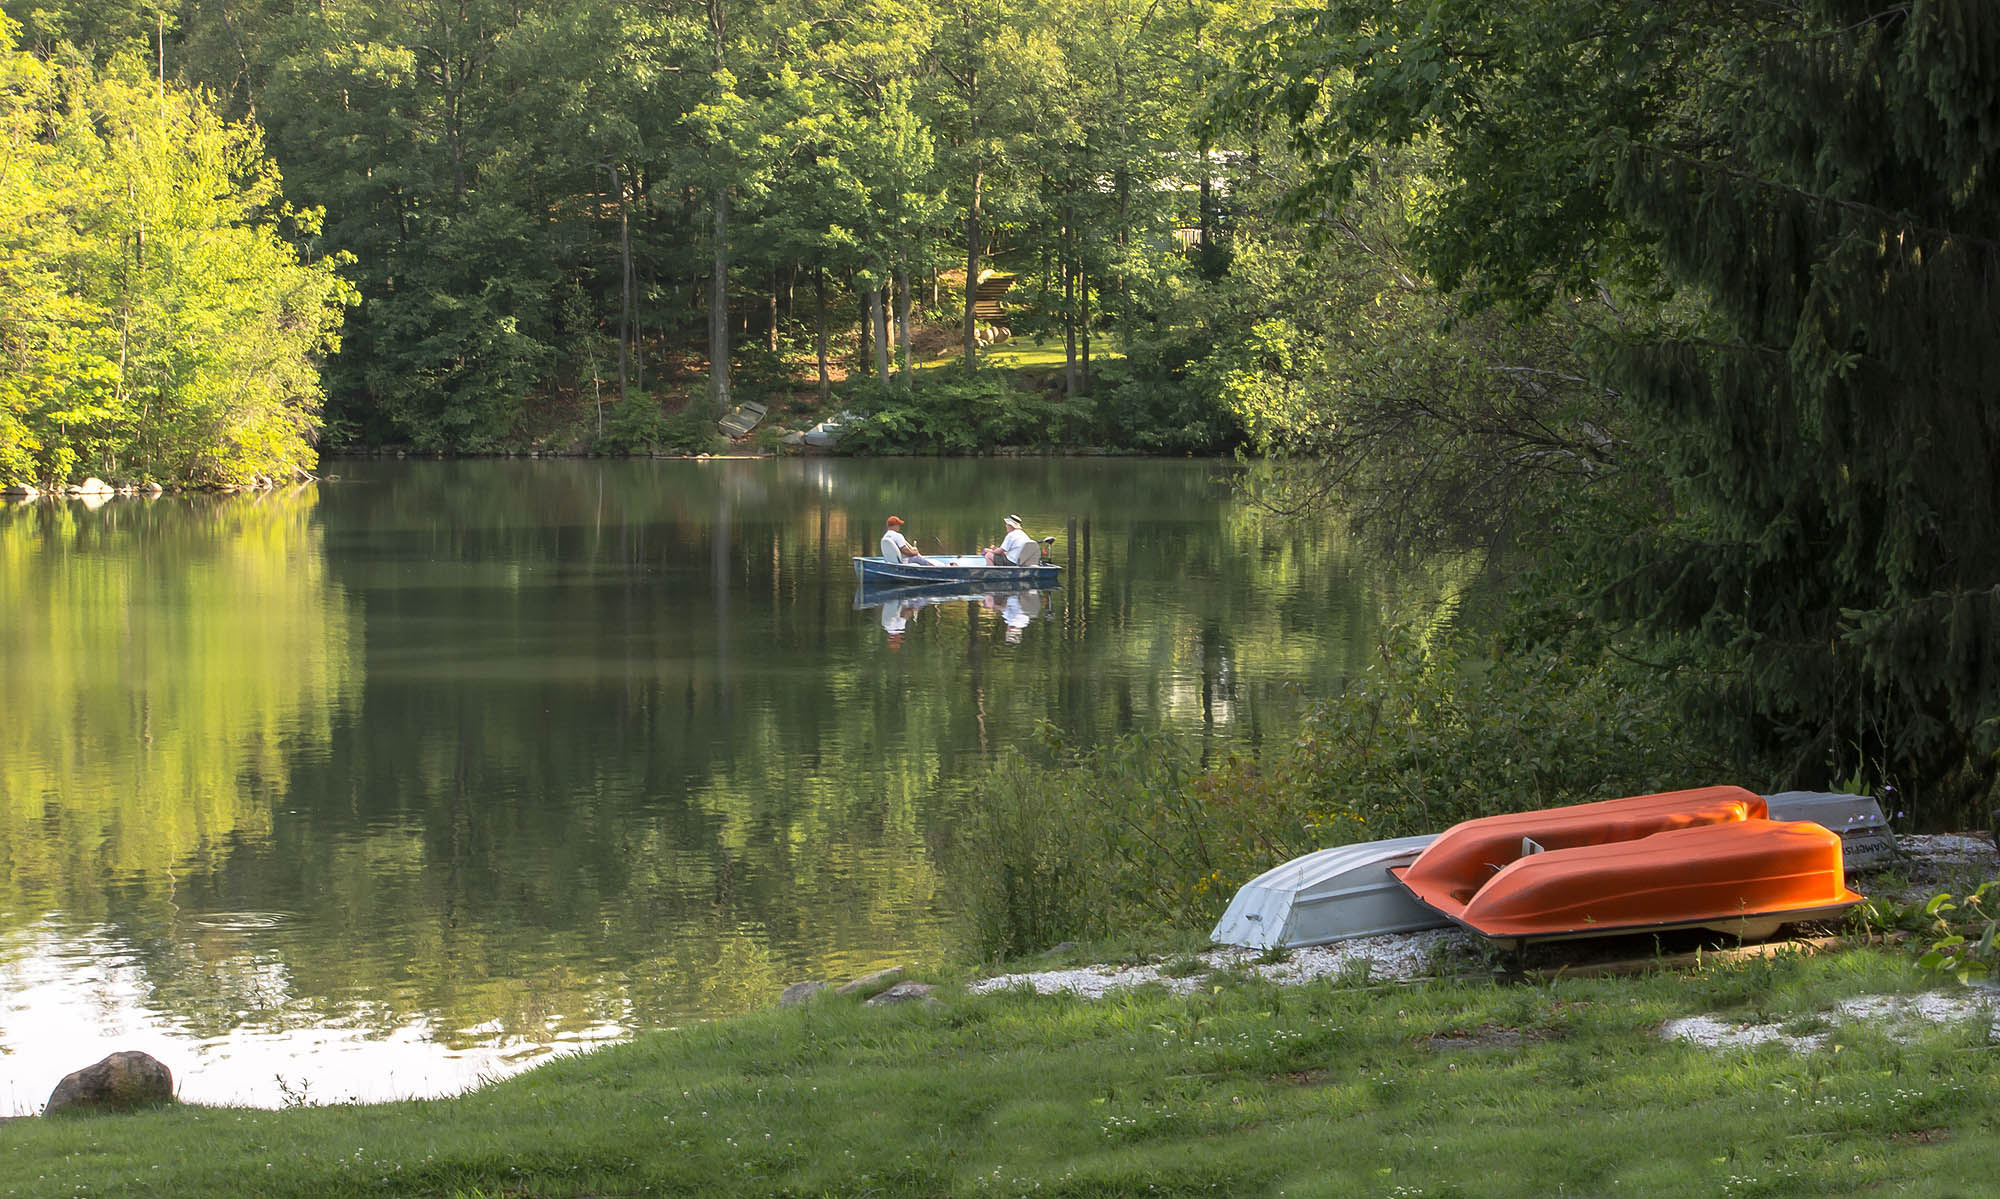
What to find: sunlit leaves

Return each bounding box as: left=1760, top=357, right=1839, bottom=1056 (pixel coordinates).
left=0, top=14, right=353, bottom=486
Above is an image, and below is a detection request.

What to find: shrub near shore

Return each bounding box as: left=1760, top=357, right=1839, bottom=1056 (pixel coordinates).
left=7, top=947, right=1995, bottom=1197
left=954, top=622, right=1742, bottom=959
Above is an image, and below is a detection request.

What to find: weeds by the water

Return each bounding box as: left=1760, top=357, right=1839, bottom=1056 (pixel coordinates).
left=949, top=624, right=1731, bottom=964
left=7, top=946, right=1992, bottom=1198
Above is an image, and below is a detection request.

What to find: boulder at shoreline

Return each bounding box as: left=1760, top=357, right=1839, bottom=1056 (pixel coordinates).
left=44, top=1051, right=175, bottom=1116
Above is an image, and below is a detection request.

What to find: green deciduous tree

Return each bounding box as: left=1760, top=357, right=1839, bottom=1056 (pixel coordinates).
left=0, top=14, right=352, bottom=487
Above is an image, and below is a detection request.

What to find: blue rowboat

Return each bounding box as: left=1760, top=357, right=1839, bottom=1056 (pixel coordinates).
left=852, top=555, right=1062, bottom=586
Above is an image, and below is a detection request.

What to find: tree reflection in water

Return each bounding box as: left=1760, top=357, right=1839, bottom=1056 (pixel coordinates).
left=0, top=459, right=1452, bottom=1112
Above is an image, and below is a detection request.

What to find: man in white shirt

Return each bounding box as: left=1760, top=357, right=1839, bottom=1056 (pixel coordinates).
left=983, top=514, right=1033, bottom=565
left=880, top=515, right=934, bottom=564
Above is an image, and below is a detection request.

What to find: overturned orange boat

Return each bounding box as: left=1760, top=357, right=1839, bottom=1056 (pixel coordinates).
left=1388, top=786, right=1864, bottom=945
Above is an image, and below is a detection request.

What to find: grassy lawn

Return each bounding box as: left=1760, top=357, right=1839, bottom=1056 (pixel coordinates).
left=911, top=334, right=1126, bottom=373
left=7, top=945, right=1995, bottom=1197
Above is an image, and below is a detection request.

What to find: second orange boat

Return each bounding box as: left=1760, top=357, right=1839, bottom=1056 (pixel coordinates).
left=1389, top=786, right=1863, bottom=944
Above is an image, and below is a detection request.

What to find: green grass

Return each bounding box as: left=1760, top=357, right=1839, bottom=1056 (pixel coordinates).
left=8, top=946, right=1994, bottom=1197
left=910, top=334, right=1126, bottom=373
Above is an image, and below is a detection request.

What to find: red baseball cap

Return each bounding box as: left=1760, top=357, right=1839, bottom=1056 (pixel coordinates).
left=886, top=515, right=904, bottom=526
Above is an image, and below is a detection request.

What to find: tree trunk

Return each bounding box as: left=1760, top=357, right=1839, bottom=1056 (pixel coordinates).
left=1038, top=187, right=1052, bottom=312
left=894, top=257, right=912, bottom=390
left=1080, top=263, right=1091, bottom=391
left=869, top=285, right=890, bottom=384
left=633, top=168, right=647, bottom=393
left=1113, top=63, right=1130, bottom=345
left=610, top=163, right=632, bottom=408
left=814, top=266, right=830, bottom=403
left=858, top=287, right=871, bottom=375
left=767, top=270, right=779, bottom=352
left=708, top=188, right=731, bottom=414
left=963, top=58, right=982, bottom=374
left=1063, top=228, right=1077, bottom=398
left=1198, top=134, right=1216, bottom=276
left=963, top=160, right=982, bottom=372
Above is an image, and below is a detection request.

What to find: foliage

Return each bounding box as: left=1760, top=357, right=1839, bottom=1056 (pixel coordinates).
left=1, top=0, right=1276, bottom=454
left=1183, top=131, right=1630, bottom=557
left=1265, top=623, right=1734, bottom=839
left=951, top=750, right=1109, bottom=960
left=1857, top=882, right=2000, bottom=985
left=1590, top=2, right=2000, bottom=815
left=0, top=0, right=1279, bottom=458
left=954, top=619, right=1735, bottom=952
left=1913, top=885, right=2000, bottom=984
left=0, top=17, right=353, bottom=487
left=1215, top=0, right=1689, bottom=317
left=839, top=372, right=1073, bottom=454
left=1223, top=0, right=2000, bottom=820
left=590, top=395, right=722, bottom=456
left=1083, top=354, right=1244, bottom=454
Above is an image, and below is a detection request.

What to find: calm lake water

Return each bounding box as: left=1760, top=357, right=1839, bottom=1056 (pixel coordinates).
left=0, top=458, right=1446, bottom=1113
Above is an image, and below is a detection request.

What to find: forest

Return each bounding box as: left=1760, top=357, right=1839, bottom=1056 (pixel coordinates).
left=4, top=0, right=1288, bottom=471
left=5, top=0, right=2000, bottom=824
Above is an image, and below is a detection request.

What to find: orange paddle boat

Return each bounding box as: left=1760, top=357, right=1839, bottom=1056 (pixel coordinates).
left=1389, top=786, right=1863, bottom=945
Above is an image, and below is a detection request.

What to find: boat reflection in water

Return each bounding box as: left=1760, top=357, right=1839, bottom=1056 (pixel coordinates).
left=855, top=581, right=1057, bottom=647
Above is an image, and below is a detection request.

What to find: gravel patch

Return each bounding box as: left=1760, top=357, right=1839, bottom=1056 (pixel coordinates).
left=968, top=929, right=1474, bottom=999
left=1875, top=833, right=1997, bottom=903
left=1663, top=990, right=2000, bottom=1053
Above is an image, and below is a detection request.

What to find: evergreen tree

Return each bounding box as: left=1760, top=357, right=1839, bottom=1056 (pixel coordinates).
left=1234, top=0, right=2000, bottom=812
left=1602, top=0, right=2000, bottom=804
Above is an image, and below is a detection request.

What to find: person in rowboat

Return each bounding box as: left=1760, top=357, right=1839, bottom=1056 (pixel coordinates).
left=982, top=514, right=1034, bottom=565
left=881, top=515, right=935, bottom=565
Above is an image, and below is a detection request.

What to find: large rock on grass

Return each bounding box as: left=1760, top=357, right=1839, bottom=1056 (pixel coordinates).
left=835, top=967, right=903, bottom=997
left=45, top=1052, right=174, bottom=1116
left=864, top=982, right=939, bottom=1007
left=778, top=980, right=828, bottom=1006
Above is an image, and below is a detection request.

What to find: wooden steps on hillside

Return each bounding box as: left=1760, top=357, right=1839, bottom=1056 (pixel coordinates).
left=972, top=272, right=1016, bottom=322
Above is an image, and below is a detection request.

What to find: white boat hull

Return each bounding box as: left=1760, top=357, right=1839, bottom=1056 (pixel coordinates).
left=1209, top=834, right=1444, bottom=949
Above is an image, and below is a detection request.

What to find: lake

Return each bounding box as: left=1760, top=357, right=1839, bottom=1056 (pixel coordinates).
left=0, top=457, right=1445, bottom=1113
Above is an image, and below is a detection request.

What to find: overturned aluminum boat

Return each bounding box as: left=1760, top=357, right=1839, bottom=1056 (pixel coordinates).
left=1208, top=834, right=1444, bottom=949
left=1389, top=786, right=1863, bottom=946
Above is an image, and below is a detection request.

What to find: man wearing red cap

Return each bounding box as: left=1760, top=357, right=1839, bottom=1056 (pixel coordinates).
left=881, top=515, right=935, bottom=565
